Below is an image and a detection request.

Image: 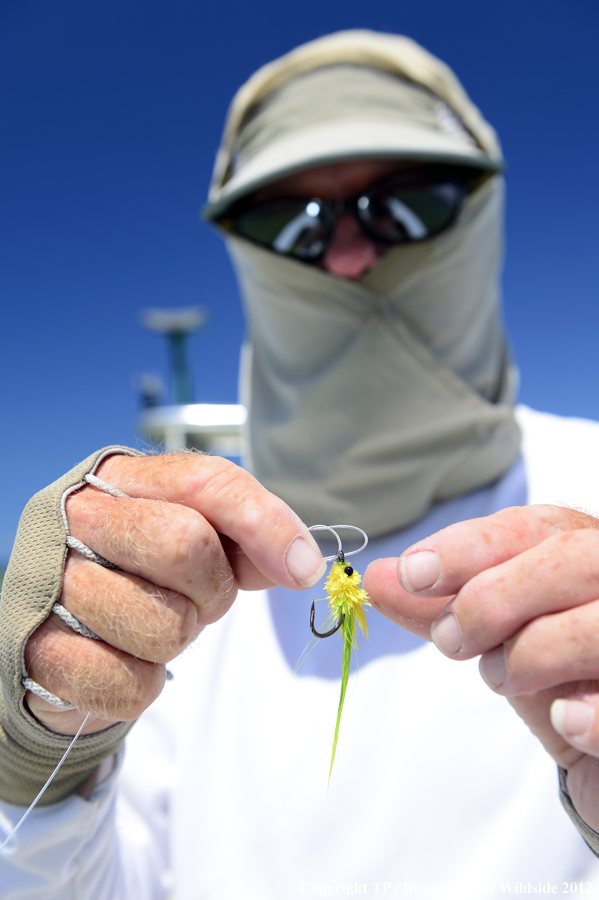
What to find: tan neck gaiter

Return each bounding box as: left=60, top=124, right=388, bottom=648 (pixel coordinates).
left=229, top=175, right=520, bottom=537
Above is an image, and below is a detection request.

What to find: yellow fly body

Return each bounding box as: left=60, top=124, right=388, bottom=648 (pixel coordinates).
left=314, top=558, right=371, bottom=780
left=323, top=559, right=370, bottom=639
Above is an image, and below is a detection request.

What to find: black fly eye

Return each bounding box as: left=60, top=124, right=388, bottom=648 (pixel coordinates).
left=344, top=566, right=354, bottom=577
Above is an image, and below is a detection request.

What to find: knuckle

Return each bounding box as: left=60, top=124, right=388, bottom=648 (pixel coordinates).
left=575, top=527, right=599, bottom=553
left=24, top=617, right=165, bottom=721
left=62, top=549, right=93, bottom=599
left=199, top=469, right=258, bottom=516
left=167, top=511, right=212, bottom=568
left=495, top=504, right=587, bottom=545
left=165, top=523, right=237, bottom=614
left=562, top=610, right=599, bottom=660
left=24, top=617, right=70, bottom=671
left=186, top=454, right=244, bottom=494
left=62, top=557, right=210, bottom=663
left=101, top=451, right=244, bottom=502
left=552, top=527, right=599, bottom=550
left=196, top=575, right=237, bottom=624
left=64, top=484, right=111, bottom=531
left=192, top=461, right=285, bottom=527
left=486, top=504, right=541, bottom=543
left=546, top=529, right=599, bottom=584
left=95, top=452, right=143, bottom=483
left=455, top=574, right=504, bottom=638
left=123, top=589, right=201, bottom=662
left=92, top=499, right=204, bottom=574
left=71, top=651, right=165, bottom=721
left=105, top=657, right=165, bottom=720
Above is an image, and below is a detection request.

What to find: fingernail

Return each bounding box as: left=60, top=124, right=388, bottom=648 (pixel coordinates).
left=286, top=536, right=326, bottom=588
left=400, top=550, right=440, bottom=592
left=430, top=612, right=462, bottom=655
left=479, top=646, right=507, bottom=688
left=551, top=698, right=596, bottom=738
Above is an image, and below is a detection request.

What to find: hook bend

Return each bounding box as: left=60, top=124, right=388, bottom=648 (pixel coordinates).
left=310, top=601, right=344, bottom=639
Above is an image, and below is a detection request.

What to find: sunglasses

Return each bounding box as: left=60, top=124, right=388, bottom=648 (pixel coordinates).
left=218, top=167, right=474, bottom=261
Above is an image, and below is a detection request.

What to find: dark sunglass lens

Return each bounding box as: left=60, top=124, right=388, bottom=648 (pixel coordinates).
left=360, top=183, right=465, bottom=243
left=233, top=200, right=332, bottom=259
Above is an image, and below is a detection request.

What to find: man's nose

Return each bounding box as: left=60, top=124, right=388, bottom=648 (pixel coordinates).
left=321, top=214, right=382, bottom=279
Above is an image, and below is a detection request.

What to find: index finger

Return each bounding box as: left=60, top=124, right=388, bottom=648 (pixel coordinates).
left=96, top=453, right=326, bottom=590
left=396, top=504, right=599, bottom=598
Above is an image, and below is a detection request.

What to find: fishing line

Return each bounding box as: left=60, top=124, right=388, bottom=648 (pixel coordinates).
left=0, top=712, right=91, bottom=853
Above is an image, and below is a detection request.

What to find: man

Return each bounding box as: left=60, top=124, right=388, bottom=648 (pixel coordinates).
left=3, top=29, right=599, bottom=899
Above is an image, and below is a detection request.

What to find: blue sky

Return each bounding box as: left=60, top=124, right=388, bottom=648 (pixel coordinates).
left=1, top=0, right=598, bottom=558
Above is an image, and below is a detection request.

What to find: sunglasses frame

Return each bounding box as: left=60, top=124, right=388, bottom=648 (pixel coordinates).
left=217, top=165, right=487, bottom=261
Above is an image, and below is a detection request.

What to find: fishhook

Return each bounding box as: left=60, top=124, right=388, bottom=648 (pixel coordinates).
left=310, top=601, right=345, bottom=638
left=307, top=527, right=368, bottom=640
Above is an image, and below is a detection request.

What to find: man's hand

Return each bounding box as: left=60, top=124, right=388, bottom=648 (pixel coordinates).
left=363, top=505, right=599, bottom=831
left=24, top=453, right=326, bottom=738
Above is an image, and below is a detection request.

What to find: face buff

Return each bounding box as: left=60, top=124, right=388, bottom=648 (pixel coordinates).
left=207, top=31, right=521, bottom=538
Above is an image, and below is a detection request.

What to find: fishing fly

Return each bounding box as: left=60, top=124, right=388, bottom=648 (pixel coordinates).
left=307, top=524, right=370, bottom=781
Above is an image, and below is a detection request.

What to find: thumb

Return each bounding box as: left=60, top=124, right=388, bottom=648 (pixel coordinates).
left=363, top=557, right=451, bottom=640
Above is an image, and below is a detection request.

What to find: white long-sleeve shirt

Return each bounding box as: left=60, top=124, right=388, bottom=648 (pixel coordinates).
left=3, top=406, right=599, bottom=899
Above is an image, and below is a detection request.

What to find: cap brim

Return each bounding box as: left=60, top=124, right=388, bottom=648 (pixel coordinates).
left=204, top=119, right=503, bottom=219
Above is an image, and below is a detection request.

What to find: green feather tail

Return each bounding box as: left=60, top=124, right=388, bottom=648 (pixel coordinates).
left=328, top=614, right=353, bottom=783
